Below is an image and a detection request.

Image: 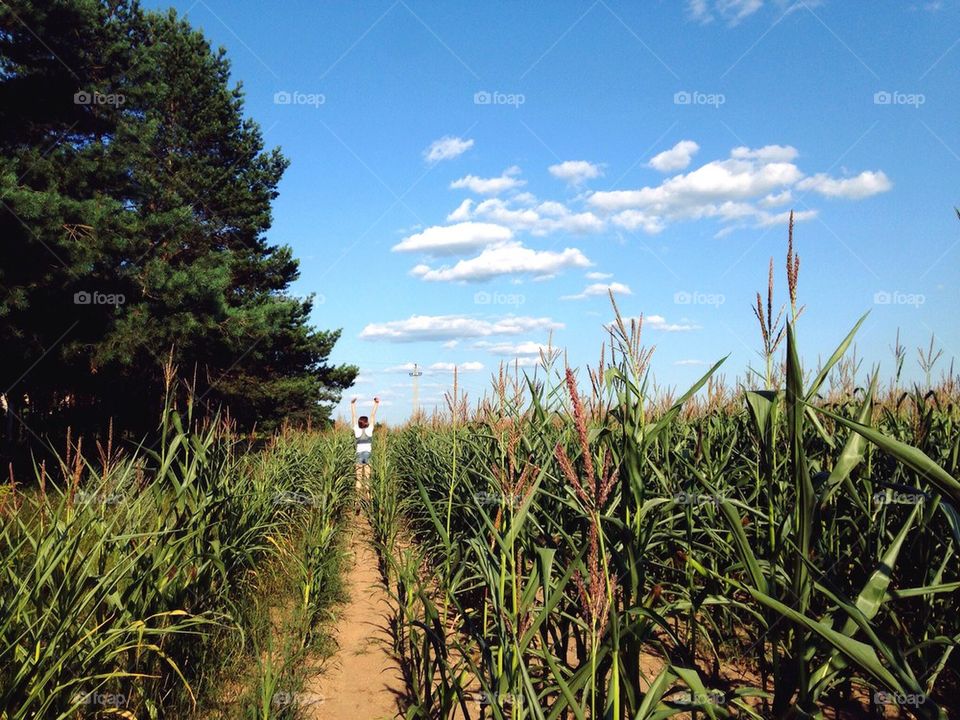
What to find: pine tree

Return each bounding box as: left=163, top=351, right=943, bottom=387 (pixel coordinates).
left=0, top=0, right=356, bottom=440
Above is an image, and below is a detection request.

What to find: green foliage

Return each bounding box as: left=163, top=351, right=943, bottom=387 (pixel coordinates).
left=0, top=0, right=356, bottom=437
left=0, top=393, right=355, bottom=718
left=374, top=319, right=959, bottom=719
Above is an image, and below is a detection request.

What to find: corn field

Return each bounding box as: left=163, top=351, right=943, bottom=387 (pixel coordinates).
left=4, top=264, right=959, bottom=719
left=368, top=305, right=960, bottom=718
left=0, top=388, right=356, bottom=718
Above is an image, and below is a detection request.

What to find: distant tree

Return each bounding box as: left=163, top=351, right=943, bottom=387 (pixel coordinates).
left=0, top=0, right=355, bottom=440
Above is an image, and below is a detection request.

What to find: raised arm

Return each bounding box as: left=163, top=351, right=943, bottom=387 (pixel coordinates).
left=370, top=396, right=380, bottom=425
left=350, top=397, right=357, bottom=427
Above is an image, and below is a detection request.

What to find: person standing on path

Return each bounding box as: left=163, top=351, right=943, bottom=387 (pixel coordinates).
left=350, top=396, right=379, bottom=498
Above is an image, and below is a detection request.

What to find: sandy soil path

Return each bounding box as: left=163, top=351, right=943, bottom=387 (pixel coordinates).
left=304, top=520, right=402, bottom=719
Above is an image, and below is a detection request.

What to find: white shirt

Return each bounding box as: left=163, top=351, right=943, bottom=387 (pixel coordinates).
left=354, top=423, right=373, bottom=453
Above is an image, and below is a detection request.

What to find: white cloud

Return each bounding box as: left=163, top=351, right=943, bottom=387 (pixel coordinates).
left=675, top=359, right=710, bottom=366
left=447, top=199, right=473, bottom=222
left=451, top=166, right=525, bottom=195
left=760, top=189, right=792, bottom=207
left=428, top=361, right=484, bottom=372
left=687, top=0, right=713, bottom=22
left=692, top=2, right=821, bottom=26
left=649, top=140, right=700, bottom=172
left=537, top=201, right=568, bottom=216
left=410, top=242, right=591, bottom=282
left=612, top=210, right=665, bottom=234
left=537, top=203, right=605, bottom=233
left=586, top=144, right=884, bottom=234
left=586, top=271, right=612, bottom=280
left=589, top=155, right=803, bottom=213
left=424, top=135, right=474, bottom=163
left=471, top=198, right=540, bottom=229
left=360, top=315, right=563, bottom=342
left=604, top=314, right=699, bottom=332
left=475, top=340, right=551, bottom=368
left=714, top=207, right=815, bottom=237
left=731, top=144, right=799, bottom=162
left=469, top=197, right=604, bottom=236
left=442, top=340, right=459, bottom=348
left=645, top=314, right=701, bottom=332
left=796, top=171, right=892, bottom=199
left=688, top=0, right=764, bottom=25
left=392, top=222, right=512, bottom=255
left=728, top=0, right=764, bottom=23
left=476, top=340, right=550, bottom=356
left=756, top=208, right=817, bottom=226
left=549, top=160, right=603, bottom=186
left=562, top=281, right=633, bottom=301
left=405, top=142, right=888, bottom=269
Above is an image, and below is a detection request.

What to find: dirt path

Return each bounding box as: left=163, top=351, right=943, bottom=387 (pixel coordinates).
left=304, top=519, right=402, bottom=719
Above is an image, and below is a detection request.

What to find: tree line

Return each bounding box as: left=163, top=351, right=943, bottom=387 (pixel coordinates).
left=0, top=0, right=356, bottom=456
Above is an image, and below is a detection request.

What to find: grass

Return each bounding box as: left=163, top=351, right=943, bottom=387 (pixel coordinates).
left=0, top=385, right=355, bottom=719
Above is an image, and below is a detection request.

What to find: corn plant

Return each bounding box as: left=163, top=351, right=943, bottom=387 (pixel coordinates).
left=375, top=226, right=959, bottom=719
left=0, top=389, right=355, bottom=718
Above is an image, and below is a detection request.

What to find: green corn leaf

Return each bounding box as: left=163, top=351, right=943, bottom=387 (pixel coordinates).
left=670, top=665, right=727, bottom=719
left=805, top=312, right=869, bottom=401
left=746, top=585, right=907, bottom=695
left=821, top=371, right=878, bottom=506
left=809, top=403, right=960, bottom=508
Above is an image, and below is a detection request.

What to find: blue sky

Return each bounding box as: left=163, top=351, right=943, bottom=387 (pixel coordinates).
left=146, top=0, right=959, bottom=423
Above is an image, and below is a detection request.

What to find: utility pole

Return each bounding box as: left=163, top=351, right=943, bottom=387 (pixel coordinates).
left=408, top=362, right=423, bottom=418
